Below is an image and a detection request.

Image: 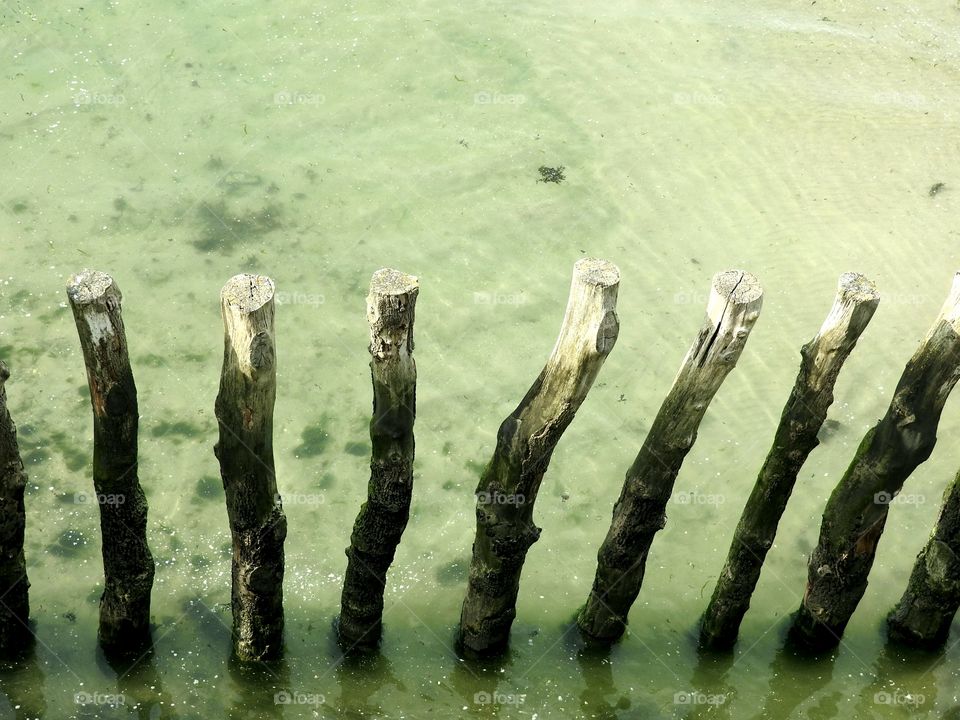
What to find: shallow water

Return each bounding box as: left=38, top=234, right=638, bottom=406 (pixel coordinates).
left=2, top=0, right=960, bottom=718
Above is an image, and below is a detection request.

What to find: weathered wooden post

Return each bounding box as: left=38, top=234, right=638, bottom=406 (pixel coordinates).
left=458, top=258, right=620, bottom=657
left=214, top=273, right=287, bottom=661
left=67, top=270, right=155, bottom=654
left=699, top=273, right=879, bottom=650
left=577, top=270, right=763, bottom=644
left=887, top=466, right=960, bottom=647
left=0, top=360, right=29, bottom=655
left=338, top=268, right=419, bottom=650
left=790, top=272, right=960, bottom=651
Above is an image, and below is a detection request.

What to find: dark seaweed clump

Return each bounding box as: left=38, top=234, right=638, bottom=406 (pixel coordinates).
left=537, top=166, right=565, bottom=184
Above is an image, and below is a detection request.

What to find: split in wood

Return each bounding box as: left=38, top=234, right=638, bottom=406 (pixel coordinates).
left=577, top=270, right=763, bottom=645
left=699, top=272, right=878, bottom=650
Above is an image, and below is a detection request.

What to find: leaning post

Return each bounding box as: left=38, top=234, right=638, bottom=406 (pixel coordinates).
left=699, top=272, right=878, bottom=650
left=790, top=272, right=960, bottom=651
left=577, top=270, right=763, bottom=645
left=458, top=258, right=621, bottom=657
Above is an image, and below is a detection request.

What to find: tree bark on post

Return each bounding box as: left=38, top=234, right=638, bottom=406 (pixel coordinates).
left=214, top=273, right=286, bottom=662
left=699, top=273, right=879, bottom=650
left=458, top=258, right=621, bottom=657
left=338, top=268, right=419, bottom=651
left=0, top=360, right=29, bottom=655
left=887, top=467, right=960, bottom=648
left=577, top=270, right=763, bottom=645
left=790, top=272, right=960, bottom=651
left=67, top=270, right=155, bottom=654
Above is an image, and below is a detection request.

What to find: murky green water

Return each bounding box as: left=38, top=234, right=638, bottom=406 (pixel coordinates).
left=2, top=0, right=960, bottom=717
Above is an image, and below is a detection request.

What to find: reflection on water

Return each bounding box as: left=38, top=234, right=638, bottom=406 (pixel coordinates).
left=576, top=645, right=635, bottom=720
left=0, top=634, right=46, bottom=720
left=102, top=649, right=175, bottom=720
left=752, top=639, right=838, bottom=720
left=225, top=658, right=289, bottom=720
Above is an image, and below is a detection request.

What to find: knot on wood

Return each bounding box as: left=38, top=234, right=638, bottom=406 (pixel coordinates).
left=924, top=540, right=960, bottom=591
left=485, top=521, right=541, bottom=562
left=249, top=332, right=275, bottom=373
left=596, top=310, right=620, bottom=355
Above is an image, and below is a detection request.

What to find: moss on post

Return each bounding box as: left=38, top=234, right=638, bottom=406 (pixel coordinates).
left=887, top=467, right=960, bottom=648
left=458, top=258, right=621, bottom=657
left=577, top=270, right=763, bottom=645
left=699, top=273, right=878, bottom=650
left=338, top=269, right=419, bottom=651
left=67, top=270, right=155, bottom=655
left=214, top=273, right=287, bottom=662
left=790, top=272, right=960, bottom=651
left=0, top=360, right=29, bottom=655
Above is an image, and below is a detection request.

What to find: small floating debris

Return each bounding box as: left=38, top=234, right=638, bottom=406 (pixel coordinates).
left=929, top=182, right=946, bottom=197
left=537, top=165, right=565, bottom=184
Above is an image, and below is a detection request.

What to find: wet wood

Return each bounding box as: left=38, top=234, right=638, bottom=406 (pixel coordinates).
left=0, top=360, right=29, bottom=655
left=887, top=466, right=960, bottom=648
left=67, top=270, right=155, bottom=654
left=790, top=272, right=960, bottom=651
left=700, top=273, right=878, bottom=650
left=214, top=273, right=287, bottom=662
left=338, top=269, right=419, bottom=650
left=458, top=258, right=621, bottom=657
left=577, top=270, right=763, bottom=645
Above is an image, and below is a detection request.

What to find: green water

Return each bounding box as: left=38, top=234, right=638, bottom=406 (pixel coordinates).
left=2, top=0, right=960, bottom=717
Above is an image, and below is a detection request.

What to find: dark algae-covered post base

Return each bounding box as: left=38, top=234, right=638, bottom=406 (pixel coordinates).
left=214, top=273, right=287, bottom=662
left=338, top=268, right=419, bottom=651
left=577, top=270, right=763, bottom=645
left=67, top=269, right=155, bottom=655
left=790, top=272, right=960, bottom=651
left=458, top=258, right=621, bottom=658
left=887, top=466, right=960, bottom=648
left=699, top=273, right=879, bottom=651
left=0, top=360, right=29, bottom=655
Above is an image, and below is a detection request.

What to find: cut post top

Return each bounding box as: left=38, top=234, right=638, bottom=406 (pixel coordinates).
left=702, top=270, right=762, bottom=332
left=67, top=269, right=120, bottom=306
left=836, top=272, right=880, bottom=304
left=574, top=257, right=620, bottom=288
left=221, top=274, right=276, bottom=314
left=931, top=271, right=960, bottom=335
left=369, top=268, right=419, bottom=297
left=813, top=272, right=880, bottom=344
left=708, top=270, right=763, bottom=316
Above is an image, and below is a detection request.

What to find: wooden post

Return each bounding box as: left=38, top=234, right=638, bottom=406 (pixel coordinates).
left=457, top=258, right=620, bottom=657
left=0, top=360, right=29, bottom=655
left=338, top=268, right=419, bottom=650
left=214, top=273, right=287, bottom=662
left=699, top=273, right=879, bottom=650
left=790, top=272, right=960, bottom=651
left=887, top=466, right=960, bottom=648
left=67, top=270, right=155, bottom=654
left=577, top=270, right=763, bottom=644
